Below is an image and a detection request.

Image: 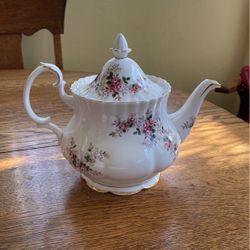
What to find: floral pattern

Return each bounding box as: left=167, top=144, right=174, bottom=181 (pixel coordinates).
left=67, top=138, right=109, bottom=176
left=182, top=116, right=196, bottom=130
left=109, top=110, right=178, bottom=154
left=90, top=64, right=143, bottom=100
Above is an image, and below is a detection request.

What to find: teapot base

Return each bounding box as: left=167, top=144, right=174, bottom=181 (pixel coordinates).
left=82, top=173, right=160, bottom=196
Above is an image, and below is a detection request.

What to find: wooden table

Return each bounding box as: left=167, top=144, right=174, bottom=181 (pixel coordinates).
left=0, top=70, right=248, bottom=249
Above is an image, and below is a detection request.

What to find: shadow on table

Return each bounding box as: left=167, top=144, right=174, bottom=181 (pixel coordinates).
left=44, top=176, right=186, bottom=248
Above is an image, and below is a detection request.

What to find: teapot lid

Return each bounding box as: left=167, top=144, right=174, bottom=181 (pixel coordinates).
left=71, top=33, right=170, bottom=102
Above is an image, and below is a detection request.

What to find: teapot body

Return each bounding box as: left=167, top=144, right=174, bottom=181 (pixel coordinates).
left=23, top=33, right=221, bottom=195
left=23, top=62, right=220, bottom=195
left=61, top=85, right=181, bottom=193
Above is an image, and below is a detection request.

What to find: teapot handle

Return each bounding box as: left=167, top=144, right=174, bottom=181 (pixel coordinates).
left=23, top=62, right=75, bottom=143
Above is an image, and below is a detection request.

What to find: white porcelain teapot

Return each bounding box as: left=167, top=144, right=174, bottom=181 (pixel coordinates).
left=24, top=33, right=220, bottom=195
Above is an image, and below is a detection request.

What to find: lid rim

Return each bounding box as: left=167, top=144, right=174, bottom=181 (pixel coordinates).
left=70, top=74, right=171, bottom=104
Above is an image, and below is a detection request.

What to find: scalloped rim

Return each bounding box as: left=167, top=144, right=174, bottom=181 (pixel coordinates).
left=82, top=173, right=161, bottom=195
left=70, top=74, right=171, bottom=104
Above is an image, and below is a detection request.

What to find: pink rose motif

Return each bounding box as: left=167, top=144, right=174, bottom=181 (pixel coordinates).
left=110, top=76, right=122, bottom=92
left=130, top=85, right=141, bottom=94
left=164, top=142, right=171, bottom=150
left=143, top=119, right=154, bottom=133
left=120, top=122, right=129, bottom=132
left=109, top=109, right=179, bottom=154
left=67, top=139, right=108, bottom=176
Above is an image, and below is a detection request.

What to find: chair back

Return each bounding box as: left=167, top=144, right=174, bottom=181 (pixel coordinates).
left=0, top=0, right=66, bottom=69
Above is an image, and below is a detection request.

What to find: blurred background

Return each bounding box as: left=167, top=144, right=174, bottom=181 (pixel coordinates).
left=22, top=0, right=249, bottom=114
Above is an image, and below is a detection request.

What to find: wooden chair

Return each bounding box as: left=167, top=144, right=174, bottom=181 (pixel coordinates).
left=215, top=65, right=249, bottom=123
left=0, top=0, right=66, bottom=69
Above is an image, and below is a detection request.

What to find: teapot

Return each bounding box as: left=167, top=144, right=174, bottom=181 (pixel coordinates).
left=24, top=33, right=220, bottom=195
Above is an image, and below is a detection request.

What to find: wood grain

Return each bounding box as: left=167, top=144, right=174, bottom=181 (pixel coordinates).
left=0, top=34, right=23, bottom=69
left=0, top=0, right=66, bottom=35
left=53, top=34, right=63, bottom=69
left=0, top=70, right=249, bottom=249
left=0, top=0, right=66, bottom=69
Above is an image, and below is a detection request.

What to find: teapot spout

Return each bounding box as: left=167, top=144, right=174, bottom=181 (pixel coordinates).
left=170, top=79, right=221, bottom=143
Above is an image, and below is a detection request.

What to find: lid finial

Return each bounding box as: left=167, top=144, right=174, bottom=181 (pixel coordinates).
left=111, top=33, right=132, bottom=59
